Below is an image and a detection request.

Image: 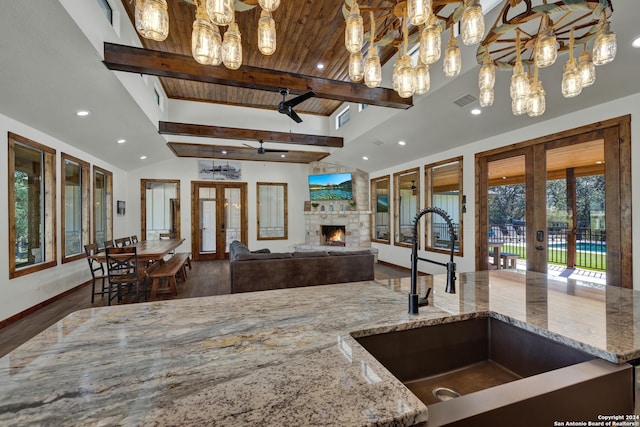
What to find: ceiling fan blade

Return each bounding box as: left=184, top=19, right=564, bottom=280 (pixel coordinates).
left=288, top=109, right=303, bottom=123
left=283, top=91, right=316, bottom=108
left=242, top=143, right=255, bottom=149
left=264, top=148, right=289, bottom=153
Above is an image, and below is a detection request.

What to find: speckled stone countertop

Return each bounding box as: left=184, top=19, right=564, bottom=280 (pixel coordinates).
left=1, top=270, right=639, bottom=426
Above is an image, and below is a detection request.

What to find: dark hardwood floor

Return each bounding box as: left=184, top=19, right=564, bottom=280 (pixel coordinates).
left=0, top=260, right=409, bottom=358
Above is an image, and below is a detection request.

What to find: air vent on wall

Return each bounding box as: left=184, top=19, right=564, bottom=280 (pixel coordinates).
left=453, top=93, right=478, bottom=108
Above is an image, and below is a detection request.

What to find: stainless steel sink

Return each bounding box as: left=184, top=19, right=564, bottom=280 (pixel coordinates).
left=355, top=317, right=633, bottom=426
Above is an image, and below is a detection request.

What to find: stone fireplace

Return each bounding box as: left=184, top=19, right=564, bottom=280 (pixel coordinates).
left=302, top=211, right=371, bottom=248
left=321, top=225, right=346, bottom=246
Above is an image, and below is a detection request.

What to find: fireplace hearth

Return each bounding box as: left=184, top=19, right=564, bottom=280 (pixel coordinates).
left=321, top=225, right=346, bottom=246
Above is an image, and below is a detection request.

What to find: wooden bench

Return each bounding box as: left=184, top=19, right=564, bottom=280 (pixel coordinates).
left=500, top=252, right=520, bottom=269
left=146, top=253, right=190, bottom=299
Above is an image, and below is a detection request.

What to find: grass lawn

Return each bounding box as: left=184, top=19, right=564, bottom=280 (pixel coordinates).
left=500, top=244, right=606, bottom=272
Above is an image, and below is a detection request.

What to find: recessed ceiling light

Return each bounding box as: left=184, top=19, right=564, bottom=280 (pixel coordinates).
left=117, top=139, right=126, bottom=144
left=398, top=140, right=406, bottom=146
left=76, top=110, right=90, bottom=117
left=317, top=63, right=325, bottom=70
left=502, top=176, right=507, bottom=180
left=280, top=154, right=286, bottom=158
left=632, top=36, right=640, bottom=48
left=362, top=156, right=368, bottom=160
left=596, top=160, right=604, bottom=164
left=221, top=150, right=227, bottom=154
left=140, top=155, right=147, bottom=160
left=471, top=108, right=482, bottom=115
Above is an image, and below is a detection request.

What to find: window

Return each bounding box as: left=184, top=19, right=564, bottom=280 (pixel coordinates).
left=394, top=168, right=420, bottom=247
left=96, top=0, right=113, bottom=24
left=8, top=133, right=57, bottom=278
left=336, top=106, right=350, bottom=129
left=141, top=179, right=180, bottom=240
left=425, top=157, right=463, bottom=256
left=93, top=166, right=113, bottom=248
left=370, top=176, right=390, bottom=244
left=257, top=182, right=287, bottom=240
left=61, top=154, right=90, bottom=263
left=359, top=103, right=368, bottom=112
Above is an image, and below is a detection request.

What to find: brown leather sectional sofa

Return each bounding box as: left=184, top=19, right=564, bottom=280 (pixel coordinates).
left=229, top=240, right=375, bottom=293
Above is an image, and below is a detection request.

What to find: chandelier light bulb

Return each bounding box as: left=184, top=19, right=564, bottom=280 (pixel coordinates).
left=135, top=0, right=169, bottom=41
left=414, top=61, right=430, bottom=95
left=395, top=55, right=415, bottom=98
left=478, top=59, right=495, bottom=91
left=345, top=2, right=364, bottom=54
left=419, top=17, right=441, bottom=65
left=535, top=26, right=557, bottom=68
left=561, top=58, right=582, bottom=98
left=408, top=0, right=432, bottom=26
left=222, top=21, right=242, bottom=69
left=206, top=0, right=234, bottom=26
left=364, top=45, right=382, bottom=88
left=461, top=0, right=484, bottom=46
left=593, top=20, right=617, bottom=66
left=479, top=88, right=494, bottom=107
left=527, top=80, right=546, bottom=117
left=348, top=51, right=364, bottom=82
left=192, top=5, right=219, bottom=64
left=510, top=62, right=530, bottom=100
left=257, top=10, right=276, bottom=55
left=578, top=48, right=596, bottom=87
left=258, top=0, right=280, bottom=13
left=443, top=36, right=461, bottom=78
left=511, top=96, right=527, bottom=116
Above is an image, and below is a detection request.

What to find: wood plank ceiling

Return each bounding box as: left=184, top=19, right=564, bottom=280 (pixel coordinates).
left=120, top=0, right=410, bottom=116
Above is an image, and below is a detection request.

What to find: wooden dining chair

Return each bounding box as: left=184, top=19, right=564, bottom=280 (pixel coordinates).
left=84, top=243, right=108, bottom=304
left=130, top=235, right=139, bottom=244
left=105, top=246, right=146, bottom=305
left=102, top=240, right=115, bottom=251
left=115, top=237, right=131, bottom=247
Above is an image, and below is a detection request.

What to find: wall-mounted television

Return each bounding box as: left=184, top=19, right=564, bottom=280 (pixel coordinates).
left=308, top=173, right=353, bottom=201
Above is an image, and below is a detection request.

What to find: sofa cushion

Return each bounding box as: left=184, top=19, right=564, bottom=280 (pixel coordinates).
left=230, top=240, right=251, bottom=261
left=234, top=252, right=293, bottom=261
left=293, top=251, right=329, bottom=258
left=251, top=248, right=271, bottom=254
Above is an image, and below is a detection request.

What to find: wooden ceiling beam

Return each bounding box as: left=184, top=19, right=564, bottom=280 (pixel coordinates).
left=159, top=121, right=343, bottom=148
left=167, top=142, right=330, bottom=164
left=103, top=42, right=412, bottom=110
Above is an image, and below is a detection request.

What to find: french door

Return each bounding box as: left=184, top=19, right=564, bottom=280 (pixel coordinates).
left=476, top=116, right=631, bottom=287
left=191, top=181, right=247, bottom=260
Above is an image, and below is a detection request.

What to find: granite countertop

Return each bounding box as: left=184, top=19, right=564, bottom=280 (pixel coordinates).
left=1, top=270, right=639, bottom=426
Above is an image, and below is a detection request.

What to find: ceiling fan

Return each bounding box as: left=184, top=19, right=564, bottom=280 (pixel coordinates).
left=243, top=140, right=288, bottom=155
left=278, top=88, right=316, bottom=123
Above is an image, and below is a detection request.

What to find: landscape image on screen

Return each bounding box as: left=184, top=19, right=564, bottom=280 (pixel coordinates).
left=308, top=173, right=353, bottom=200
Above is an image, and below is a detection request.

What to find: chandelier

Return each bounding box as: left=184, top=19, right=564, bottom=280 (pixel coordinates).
left=344, top=0, right=485, bottom=99
left=134, top=0, right=280, bottom=70
left=477, top=0, right=616, bottom=117
left=344, top=0, right=616, bottom=116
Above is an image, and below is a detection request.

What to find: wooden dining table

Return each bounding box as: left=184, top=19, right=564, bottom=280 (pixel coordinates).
left=90, top=239, right=185, bottom=264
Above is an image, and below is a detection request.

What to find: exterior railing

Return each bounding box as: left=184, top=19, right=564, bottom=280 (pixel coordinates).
left=489, top=224, right=606, bottom=271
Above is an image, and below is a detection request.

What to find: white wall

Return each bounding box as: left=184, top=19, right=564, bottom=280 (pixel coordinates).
left=0, top=113, right=129, bottom=322
left=371, top=92, right=640, bottom=289
left=127, top=157, right=310, bottom=254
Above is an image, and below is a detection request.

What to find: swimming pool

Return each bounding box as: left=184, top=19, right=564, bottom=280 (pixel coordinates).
left=549, top=242, right=606, bottom=253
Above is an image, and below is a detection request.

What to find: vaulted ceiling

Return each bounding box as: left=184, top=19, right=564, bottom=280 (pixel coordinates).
left=118, top=0, right=414, bottom=116
left=0, top=1, right=638, bottom=172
